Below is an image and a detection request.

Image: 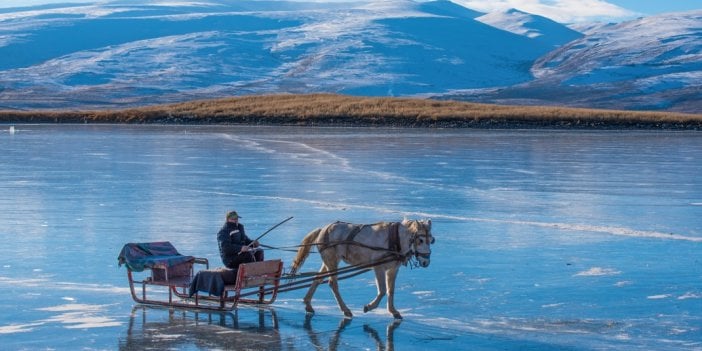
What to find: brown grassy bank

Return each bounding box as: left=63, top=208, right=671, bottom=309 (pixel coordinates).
left=1, top=94, right=701, bottom=129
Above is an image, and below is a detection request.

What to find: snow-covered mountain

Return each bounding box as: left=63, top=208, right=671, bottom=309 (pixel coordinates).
left=440, top=10, right=702, bottom=112
left=0, top=1, right=699, bottom=113
left=476, top=8, right=581, bottom=47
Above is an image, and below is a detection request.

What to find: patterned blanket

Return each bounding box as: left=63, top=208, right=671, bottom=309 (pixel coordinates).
left=117, top=241, right=194, bottom=272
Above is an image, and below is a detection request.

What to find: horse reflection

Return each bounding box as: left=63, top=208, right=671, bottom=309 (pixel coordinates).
left=120, top=306, right=280, bottom=351
left=364, top=320, right=401, bottom=351
left=303, top=314, right=400, bottom=351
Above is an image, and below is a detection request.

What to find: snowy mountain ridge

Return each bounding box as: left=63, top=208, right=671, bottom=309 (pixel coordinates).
left=441, top=9, right=702, bottom=112
left=476, top=8, right=581, bottom=47
left=0, top=0, right=700, bottom=113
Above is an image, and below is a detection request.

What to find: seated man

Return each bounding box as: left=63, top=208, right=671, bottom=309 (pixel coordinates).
left=217, top=210, right=263, bottom=274
left=189, top=210, right=263, bottom=297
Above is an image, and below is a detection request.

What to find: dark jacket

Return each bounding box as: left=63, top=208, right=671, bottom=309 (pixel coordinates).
left=217, top=222, right=253, bottom=269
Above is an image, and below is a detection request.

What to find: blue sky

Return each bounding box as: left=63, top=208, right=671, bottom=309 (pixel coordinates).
left=451, top=0, right=700, bottom=22
left=0, top=0, right=699, bottom=22
left=608, top=0, right=700, bottom=15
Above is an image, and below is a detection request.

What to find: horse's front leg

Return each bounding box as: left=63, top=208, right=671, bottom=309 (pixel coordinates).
left=303, top=264, right=327, bottom=315
left=364, top=267, right=387, bottom=313
left=328, top=272, right=353, bottom=318
left=385, top=267, right=402, bottom=319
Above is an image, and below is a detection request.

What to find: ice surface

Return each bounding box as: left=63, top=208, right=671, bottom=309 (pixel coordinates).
left=0, top=125, right=700, bottom=350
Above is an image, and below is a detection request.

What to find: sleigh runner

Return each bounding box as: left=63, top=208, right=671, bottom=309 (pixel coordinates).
left=118, top=242, right=283, bottom=311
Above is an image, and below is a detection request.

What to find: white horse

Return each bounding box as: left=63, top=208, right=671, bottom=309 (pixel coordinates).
left=290, top=219, right=434, bottom=319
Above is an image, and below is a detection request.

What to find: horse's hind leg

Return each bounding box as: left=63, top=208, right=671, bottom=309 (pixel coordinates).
left=364, top=267, right=387, bottom=313
left=303, top=264, right=327, bottom=315
left=328, top=272, right=353, bottom=318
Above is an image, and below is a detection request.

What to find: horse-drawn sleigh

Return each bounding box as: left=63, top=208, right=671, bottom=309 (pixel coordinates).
left=118, top=219, right=434, bottom=318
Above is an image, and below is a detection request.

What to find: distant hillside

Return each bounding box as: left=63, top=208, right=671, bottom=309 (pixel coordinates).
left=2, top=94, right=701, bottom=129
left=440, top=10, right=702, bottom=113
left=0, top=0, right=575, bottom=110
left=0, top=1, right=700, bottom=113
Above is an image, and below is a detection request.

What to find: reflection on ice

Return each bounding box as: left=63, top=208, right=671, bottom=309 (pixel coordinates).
left=363, top=319, right=401, bottom=351
left=120, top=307, right=281, bottom=351
left=303, top=315, right=401, bottom=351
left=120, top=306, right=403, bottom=351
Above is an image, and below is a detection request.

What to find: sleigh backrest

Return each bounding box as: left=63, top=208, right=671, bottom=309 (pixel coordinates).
left=235, top=259, right=283, bottom=289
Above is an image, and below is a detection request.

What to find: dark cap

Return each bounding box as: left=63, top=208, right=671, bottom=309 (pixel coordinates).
left=226, top=210, right=241, bottom=220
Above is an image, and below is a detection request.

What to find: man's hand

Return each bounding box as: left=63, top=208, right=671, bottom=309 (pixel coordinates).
left=240, top=245, right=250, bottom=253
left=251, top=240, right=259, bottom=248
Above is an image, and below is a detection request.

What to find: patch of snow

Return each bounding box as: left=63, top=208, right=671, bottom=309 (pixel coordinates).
left=677, top=292, right=701, bottom=300
left=0, top=322, right=45, bottom=334
left=573, top=267, right=621, bottom=277
left=0, top=4, right=135, bottom=22
left=646, top=294, right=671, bottom=300
left=148, top=1, right=217, bottom=6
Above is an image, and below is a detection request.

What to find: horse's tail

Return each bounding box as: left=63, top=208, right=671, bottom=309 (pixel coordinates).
left=290, top=226, right=324, bottom=275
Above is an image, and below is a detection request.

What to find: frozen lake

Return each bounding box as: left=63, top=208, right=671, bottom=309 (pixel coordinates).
left=1, top=124, right=701, bottom=350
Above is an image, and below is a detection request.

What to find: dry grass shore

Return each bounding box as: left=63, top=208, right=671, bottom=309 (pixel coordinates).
left=2, top=94, right=701, bottom=129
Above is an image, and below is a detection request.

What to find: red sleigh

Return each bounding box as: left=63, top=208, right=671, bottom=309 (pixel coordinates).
left=118, top=242, right=283, bottom=311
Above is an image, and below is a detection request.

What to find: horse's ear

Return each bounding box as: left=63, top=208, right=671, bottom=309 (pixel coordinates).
left=425, top=219, right=432, bottom=230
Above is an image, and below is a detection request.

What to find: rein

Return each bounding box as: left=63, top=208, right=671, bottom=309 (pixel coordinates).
left=261, top=240, right=401, bottom=255
left=252, top=254, right=401, bottom=297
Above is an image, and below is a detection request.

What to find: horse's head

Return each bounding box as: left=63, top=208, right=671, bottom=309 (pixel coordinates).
left=403, top=219, right=434, bottom=268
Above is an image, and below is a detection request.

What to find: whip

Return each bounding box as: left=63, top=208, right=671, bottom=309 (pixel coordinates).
left=248, top=216, right=294, bottom=246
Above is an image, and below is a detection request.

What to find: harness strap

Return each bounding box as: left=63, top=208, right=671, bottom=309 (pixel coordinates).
left=347, top=225, right=364, bottom=242
left=319, top=223, right=336, bottom=252
left=344, top=224, right=364, bottom=259
left=321, top=223, right=364, bottom=254
left=389, top=222, right=401, bottom=254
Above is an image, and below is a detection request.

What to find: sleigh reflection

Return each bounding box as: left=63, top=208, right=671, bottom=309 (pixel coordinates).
left=120, top=306, right=280, bottom=351
left=121, top=306, right=399, bottom=351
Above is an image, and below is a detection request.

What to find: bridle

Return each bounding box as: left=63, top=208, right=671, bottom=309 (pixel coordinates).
left=406, top=220, right=434, bottom=262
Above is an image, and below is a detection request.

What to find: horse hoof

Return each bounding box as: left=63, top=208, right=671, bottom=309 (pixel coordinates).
left=392, top=313, right=403, bottom=320
left=305, top=307, right=315, bottom=315
left=363, top=306, right=369, bottom=313
left=344, top=311, right=354, bottom=318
